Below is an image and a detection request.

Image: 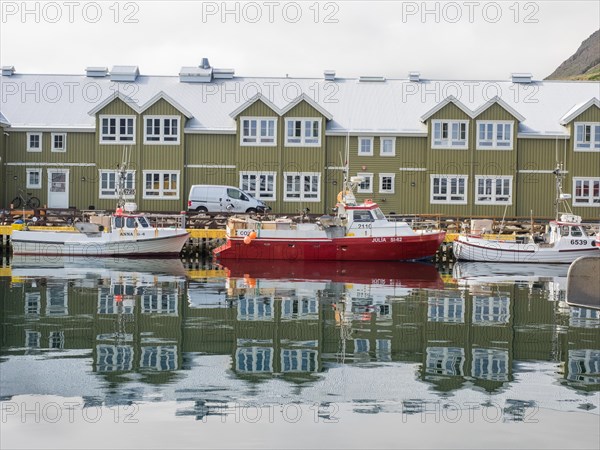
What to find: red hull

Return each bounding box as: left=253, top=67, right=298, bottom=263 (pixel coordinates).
left=221, top=260, right=444, bottom=289
left=214, top=232, right=445, bottom=261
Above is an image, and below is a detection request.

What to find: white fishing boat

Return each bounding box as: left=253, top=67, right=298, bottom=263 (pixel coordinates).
left=11, top=154, right=190, bottom=258
left=11, top=210, right=190, bottom=258
left=453, top=166, right=599, bottom=263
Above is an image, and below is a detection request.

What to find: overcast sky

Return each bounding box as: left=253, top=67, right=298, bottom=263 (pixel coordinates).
left=1, top=1, right=599, bottom=80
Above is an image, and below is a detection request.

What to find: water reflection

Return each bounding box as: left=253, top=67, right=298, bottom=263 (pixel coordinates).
left=1, top=257, right=599, bottom=421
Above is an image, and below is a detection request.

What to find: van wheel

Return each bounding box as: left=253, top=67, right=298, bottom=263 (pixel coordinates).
left=195, top=206, right=208, bottom=213
left=246, top=208, right=257, bottom=214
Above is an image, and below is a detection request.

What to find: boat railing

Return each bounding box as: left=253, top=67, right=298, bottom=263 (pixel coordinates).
left=387, top=214, right=441, bottom=231
left=141, top=213, right=187, bottom=229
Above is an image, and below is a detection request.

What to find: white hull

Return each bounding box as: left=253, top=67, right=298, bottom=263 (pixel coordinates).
left=453, top=236, right=599, bottom=263
left=11, top=229, right=189, bottom=257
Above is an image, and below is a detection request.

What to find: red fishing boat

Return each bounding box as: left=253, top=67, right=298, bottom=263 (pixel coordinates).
left=214, top=177, right=445, bottom=262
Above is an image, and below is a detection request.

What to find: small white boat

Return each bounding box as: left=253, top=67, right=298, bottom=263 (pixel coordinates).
left=11, top=155, right=189, bottom=258
left=453, top=166, right=600, bottom=264
left=11, top=211, right=190, bottom=258
left=453, top=214, right=598, bottom=263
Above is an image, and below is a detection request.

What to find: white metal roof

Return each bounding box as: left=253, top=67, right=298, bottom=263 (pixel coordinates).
left=1, top=73, right=599, bottom=136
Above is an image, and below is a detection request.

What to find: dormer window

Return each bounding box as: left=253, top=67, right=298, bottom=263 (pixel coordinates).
left=432, top=120, right=468, bottom=149
left=240, top=117, right=276, bottom=146
left=100, top=116, right=135, bottom=143
left=574, top=123, right=600, bottom=151
left=285, top=118, right=321, bottom=146
left=144, top=116, right=180, bottom=144
left=477, top=121, right=513, bottom=150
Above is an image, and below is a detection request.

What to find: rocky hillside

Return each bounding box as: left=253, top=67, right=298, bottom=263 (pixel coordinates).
left=546, top=29, right=600, bottom=80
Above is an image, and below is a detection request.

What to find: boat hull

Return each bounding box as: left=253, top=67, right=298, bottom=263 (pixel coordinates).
left=453, top=236, right=599, bottom=263
left=11, top=230, right=190, bottom=258
left=214, top=232, right=445, bottom=261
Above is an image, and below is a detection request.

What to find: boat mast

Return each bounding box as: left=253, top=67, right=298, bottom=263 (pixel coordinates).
left=116, top=146, right=131, bottom=210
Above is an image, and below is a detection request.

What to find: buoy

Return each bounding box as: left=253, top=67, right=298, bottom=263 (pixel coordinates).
left=115, top=207, right=123, bottom=216
left=249, top=231, right=257, bottom=239
left=243, top=235, right=252, bottom=244
left=337, top=190, right=351, bottom=203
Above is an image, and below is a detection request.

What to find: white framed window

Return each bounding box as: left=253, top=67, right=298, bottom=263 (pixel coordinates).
left=358, top=137, right=374, bottom=156
left=236, top=347, right=273, bottom=372
left=240, top=117, right=277, bottom=146
left=50, top=133, right=66, bottom=152
left=27, top=132, right=42, bottom=152
left=240, top=171, right=276, bottom=200
left=285, top=118, right=321, bottom=146
left=144, top=116, right=180, bottom=144
left=26, top=168, right=42, bottom=189
left=471, top=348, right=509, bottom=382
left=428, top=297, right=464, bottom=323
left=473, top=296, right=510, bottom=324
left=100, top=115, right=136, bottom=143
left=475, top=176, right=513, bottom=204
left=574, top=122, right=600, bottom=151
left=380, top=137, right=396, bottom=156
left=379, top=173, right=395, bottom=194
left=432, top=120, right=468, bottom=149
left=476, top=121, right=513, bottom=149
left=430, top=174, right=468, bottom=204
left=99, top=170, right=136, bottom=199
left=143, top=171, right=179, bottom=199
left=426, top=347, right=465, bottom=376
left=281, top=349, right=318, bottom=372
left=573, top=178, right=600, bottom=206
left=357, top=172, right=373, bottom=193
left=284, top=172, right=321, bottom=202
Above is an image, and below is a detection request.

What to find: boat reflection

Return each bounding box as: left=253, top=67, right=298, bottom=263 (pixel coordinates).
left=221, top=260, right=445, bottom=289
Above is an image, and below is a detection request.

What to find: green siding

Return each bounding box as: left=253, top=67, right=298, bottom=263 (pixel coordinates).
left=567, top=105, right=600, bottom=219
left=0, top=126, right=6, bottom=207
left=2, top=95, right=599, bottom=220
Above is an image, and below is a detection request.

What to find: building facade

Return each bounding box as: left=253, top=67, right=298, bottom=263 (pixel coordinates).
left=1, top=63, right=599, bottom=220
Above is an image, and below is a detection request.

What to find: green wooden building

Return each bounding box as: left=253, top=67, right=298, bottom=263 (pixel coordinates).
left=1, top=64, right=598, bottom=220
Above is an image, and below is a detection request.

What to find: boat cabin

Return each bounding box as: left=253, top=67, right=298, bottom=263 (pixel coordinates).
left=337, top=201, right=416, bottom=237
left=112, top=215, right=151, bottom=230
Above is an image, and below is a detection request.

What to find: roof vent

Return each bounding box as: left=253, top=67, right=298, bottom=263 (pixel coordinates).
left=359, top=76, right=386, bottom=82
left=86, top=66, right=108, bottom=77
left=409, top=71, right=420, bottom=82
left=1, top=66, right=15, bottom=76
left=200, top=58, right=210, bottom=69
left=511, top=73, right=533, bottom=83
left=213, top=68, right=235, bottom=79
left=324, top=70, right=336, bottom=81
left=179, top=66, right=213, bottom=83
left=110, top=65, right=140, bottom=82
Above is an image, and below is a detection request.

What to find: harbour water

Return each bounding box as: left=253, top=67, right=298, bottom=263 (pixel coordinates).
left=1, top=256, right=599, bottom=449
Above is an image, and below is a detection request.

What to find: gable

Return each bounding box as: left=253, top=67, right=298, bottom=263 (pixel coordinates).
left=96, top=97, right=138, bottom=116
left=237, top=99, right=279, bottom=117
left=142, top=98, right=185, bottom=117
left=475, top=102, right=520, bottom=122
left=283, top=99, right=327, bottom=119
left=571, top=104, right=600, bottom=124
left=429, top=102, right=471, bottom=121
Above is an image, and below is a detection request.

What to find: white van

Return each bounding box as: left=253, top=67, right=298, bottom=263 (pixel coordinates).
left=187, top=185, right=270, bottom=213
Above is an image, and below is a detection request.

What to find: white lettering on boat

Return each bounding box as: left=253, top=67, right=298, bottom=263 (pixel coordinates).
left=372, top=238, right=387, bottom=243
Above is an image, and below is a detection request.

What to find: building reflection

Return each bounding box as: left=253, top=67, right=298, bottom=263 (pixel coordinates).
left=1, top=259, right=599, bottom=403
